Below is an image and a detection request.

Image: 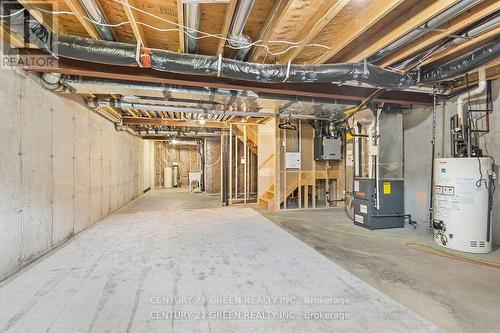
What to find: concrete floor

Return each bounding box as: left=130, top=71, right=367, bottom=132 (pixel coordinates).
left=259, top=207, right=500, bottom=333
left=0, top=189, right=439, bottom=333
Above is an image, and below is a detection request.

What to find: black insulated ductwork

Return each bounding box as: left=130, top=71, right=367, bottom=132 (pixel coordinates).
left=8, top=11, right=500, bottom=91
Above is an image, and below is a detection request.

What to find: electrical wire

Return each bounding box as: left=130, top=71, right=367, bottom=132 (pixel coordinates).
left=3, top=4, right=336, bottom=58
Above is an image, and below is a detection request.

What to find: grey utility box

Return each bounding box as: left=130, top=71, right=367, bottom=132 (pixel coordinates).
left=353, top=177, right=405, bottom=230
left=314, top=136, right=342, bottom=161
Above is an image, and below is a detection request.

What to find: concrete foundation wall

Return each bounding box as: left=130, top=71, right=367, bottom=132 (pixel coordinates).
left=404, top=78, right=500, bottom=245
left=0, top=68, right=151, bottom=281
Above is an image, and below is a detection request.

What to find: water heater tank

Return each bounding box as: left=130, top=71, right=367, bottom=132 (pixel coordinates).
left=433, top=158, right=494, bottom=253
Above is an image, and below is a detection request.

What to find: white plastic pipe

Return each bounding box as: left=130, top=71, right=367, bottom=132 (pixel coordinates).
left=457, top=66, right=486, bottom=126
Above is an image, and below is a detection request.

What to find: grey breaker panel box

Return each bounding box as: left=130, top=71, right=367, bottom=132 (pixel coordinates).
left=353, top=177, right=405, bottom=230
left=314, top=136, right=342, bottom=161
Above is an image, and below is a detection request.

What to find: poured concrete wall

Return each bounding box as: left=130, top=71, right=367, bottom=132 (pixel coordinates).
left=0, top=68, right=151, bottom=281
left=404, top=78, right=500, bottom=245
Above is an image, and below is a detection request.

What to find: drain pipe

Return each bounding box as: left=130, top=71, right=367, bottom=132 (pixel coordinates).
left=370, top=0, right=481, bottom=63
left=228, top=0, right=255, bottom=60
left=80, top=0, right=115, bottom=41
left=457, top=66, right=486, bottom=127
left=184, top=3, right=201, bottom=53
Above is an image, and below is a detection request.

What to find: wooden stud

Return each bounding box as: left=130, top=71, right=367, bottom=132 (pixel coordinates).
left=298, top=120, right=302, bottom=209
left=235, top=127, right=238, bottom=201
left=63, top=0, right=100, bottom=39
left=377, top=0, right=500, bottom=67
left=244, top=125, right=247, bottom=204
left=229, top=124, right=233, bottom=202
left=121, top=0, right=147, bottom=47
left=277, top=0, right=349, bottom=64
left=340, top=0, right=463, bottom=63
left=216, top=0, right=238, bottom=55
left=248, top=0, right=295, bottom=62
left=273, top=119, right=280, bottom=211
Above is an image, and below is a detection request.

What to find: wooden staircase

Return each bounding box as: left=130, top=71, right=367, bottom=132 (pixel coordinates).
left=258, top=179, right=300, bottom=211
left=232, top=124, right=258, bottom=153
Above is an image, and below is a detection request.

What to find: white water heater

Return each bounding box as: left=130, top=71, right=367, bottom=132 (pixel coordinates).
left=433, top=158, right=494, bottom=253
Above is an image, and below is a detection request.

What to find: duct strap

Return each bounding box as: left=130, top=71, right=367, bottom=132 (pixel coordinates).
left=282, top=60, right=291, bottom=82
left=217, top=53, right=223, bottom=77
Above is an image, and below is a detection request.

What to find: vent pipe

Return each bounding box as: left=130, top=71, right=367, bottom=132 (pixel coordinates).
left=228, top=0, right=255, bottom=60
left=184, top=3, right=201, bottom=53
left=457, top=66, right=486, bottom=126
left=79, top=0, right=115, bottom=41
left=370, top=0, right=481, bottom=63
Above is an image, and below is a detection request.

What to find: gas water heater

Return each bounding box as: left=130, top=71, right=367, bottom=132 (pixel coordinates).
left=433, top=158, right=495, bottom=253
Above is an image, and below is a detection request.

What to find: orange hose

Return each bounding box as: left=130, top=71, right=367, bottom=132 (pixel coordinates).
left=406, top=243, right=500, bottom=269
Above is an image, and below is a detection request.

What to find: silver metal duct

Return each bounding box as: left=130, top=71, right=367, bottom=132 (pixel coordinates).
left=80, top=0, right=115, bottom=41
left=449, top=15, right=500, bottom=47
left=89, top=98, right=333, bottom=120
left=228, top=0, right=255, bottom=59
left=395, top=15, right=500, bottom=69
left=370, top=0, right=481, bottom=63
left=184, top=3, right=201, bottom=53
left=40, top=72, right=66, bottom=91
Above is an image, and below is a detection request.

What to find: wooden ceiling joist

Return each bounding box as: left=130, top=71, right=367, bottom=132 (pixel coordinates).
left=277, top=0, right=350, bottom=64
left=421, top=26, right=500, bottom=66
left=377, top=0, right=500, bottom=67
left=177, top=0, right=185, bottom=53
left=312, top=0, right=406, bottom=64
left=17, top=0, right=64, bottom=33
left=342, top=0, right=464, bottom=63
left=216, top=0, right=238, bottom=55
left=63, top=0, right=101, bottom=39
left=122, top=117, right=227, bottom=128
left=121, top=0, right=147, bottom=47
left=247, top=0, right=295, bottom=62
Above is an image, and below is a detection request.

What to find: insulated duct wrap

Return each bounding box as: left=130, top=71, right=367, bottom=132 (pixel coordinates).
left=11, top=11, right=500, bottom=90
left=420, top=37, right=500, bottom=82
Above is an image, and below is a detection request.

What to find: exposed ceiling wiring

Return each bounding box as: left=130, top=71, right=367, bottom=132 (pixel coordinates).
left=1, top=4, right=334, bottom=57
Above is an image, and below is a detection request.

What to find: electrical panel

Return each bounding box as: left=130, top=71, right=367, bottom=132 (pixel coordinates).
left=314, top=136, right=342, bottom=161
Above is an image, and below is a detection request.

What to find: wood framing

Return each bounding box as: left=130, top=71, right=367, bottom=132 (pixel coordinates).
left=18, top=0, right=64, bottom=33
left=377, top=0, right=500, bottom=67
left=121, top=0, right=147, bottom=47
left=63, top=0, right=101, bottom=39
left=247, top=0, right=294, bottom=62
left=216, top=0, right=238, bottom=55
left=176, top=0, right=185, bottom=53
left=312, top=0, right=406, bottom=64
left=421, top=27, right=500, bottom=66
left=277, top=0, right=349, bottom=64
left=342, top=0, right=464, bottom=63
